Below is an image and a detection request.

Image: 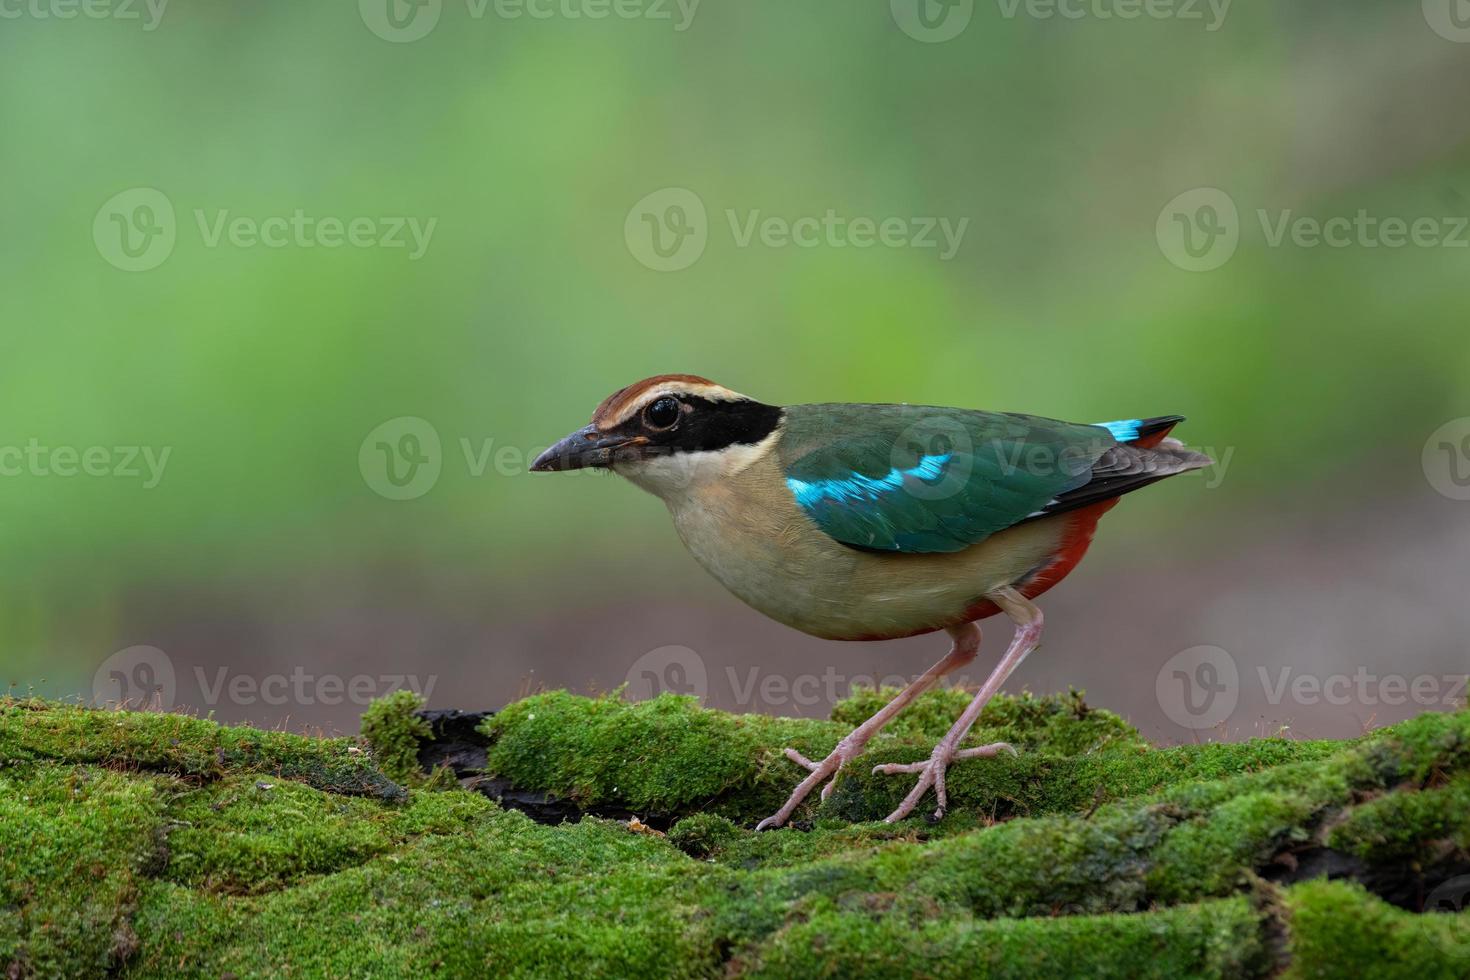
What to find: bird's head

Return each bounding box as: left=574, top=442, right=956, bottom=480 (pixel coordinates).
left=531, top=374, right=784, bottom=499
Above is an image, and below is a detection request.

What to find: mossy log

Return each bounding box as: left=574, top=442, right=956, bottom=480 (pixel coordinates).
left=3, top=691, right=1469, bottom=977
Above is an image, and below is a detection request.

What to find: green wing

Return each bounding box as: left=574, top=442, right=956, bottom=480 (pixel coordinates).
left=779, top=405, right=1117, bottom=554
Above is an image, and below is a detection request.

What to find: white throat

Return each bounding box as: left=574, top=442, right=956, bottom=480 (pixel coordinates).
left=613, top=430, right=779, bottom=503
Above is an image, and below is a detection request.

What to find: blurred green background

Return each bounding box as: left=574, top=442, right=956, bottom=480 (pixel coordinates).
left=1, top=0, right=1466, bottom=738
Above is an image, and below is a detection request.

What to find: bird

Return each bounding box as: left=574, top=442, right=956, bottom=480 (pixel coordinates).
left=530, top=375, right=1212, bottom=828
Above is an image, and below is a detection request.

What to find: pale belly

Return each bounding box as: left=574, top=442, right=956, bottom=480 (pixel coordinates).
left=666, top=486, right=1071, bottom=641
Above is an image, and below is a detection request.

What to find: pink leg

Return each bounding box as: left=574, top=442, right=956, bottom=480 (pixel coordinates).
left=876, top=587, right=1043, bottom=823
left=755, top=622, right=981, bottom=831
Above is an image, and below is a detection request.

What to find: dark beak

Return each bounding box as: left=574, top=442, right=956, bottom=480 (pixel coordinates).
left=530, top=424, right=636, bottom=472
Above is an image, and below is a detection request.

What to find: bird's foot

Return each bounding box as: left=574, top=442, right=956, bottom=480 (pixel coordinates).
left=873, top=740, right=1016, bottom=823
left=755, top=739, right=870, bottom=831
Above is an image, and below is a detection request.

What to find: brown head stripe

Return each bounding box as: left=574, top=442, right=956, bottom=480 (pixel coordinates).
left=591, top=374, right=732, bottom=430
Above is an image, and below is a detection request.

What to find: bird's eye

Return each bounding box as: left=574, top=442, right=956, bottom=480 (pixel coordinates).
left=644, top=396, right=681, bottom=429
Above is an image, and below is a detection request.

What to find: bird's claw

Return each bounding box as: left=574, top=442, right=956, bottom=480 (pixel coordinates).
left=877, top=741, right=1016, bottom=823
left=784, top=747, right=820, bottom=771
left=756, top=740, right=865, bottom=830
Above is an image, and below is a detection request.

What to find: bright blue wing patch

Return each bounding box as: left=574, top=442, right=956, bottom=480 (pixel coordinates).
left=785, top=454, right=951, bottom=510
left=1094, top=418, right=1142, bottom=442
left=779, top=406, right=1120, bottom=554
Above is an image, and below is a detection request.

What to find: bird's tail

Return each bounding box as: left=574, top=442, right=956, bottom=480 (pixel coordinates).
left=1094, top=414, right=1187, bottom=450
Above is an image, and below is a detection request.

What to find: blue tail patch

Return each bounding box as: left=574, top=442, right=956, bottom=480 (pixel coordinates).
left=1094, top=418, right=1142, bottom=442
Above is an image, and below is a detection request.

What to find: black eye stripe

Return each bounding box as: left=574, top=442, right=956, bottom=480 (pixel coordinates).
left=609, top=395, right=782, bottom=454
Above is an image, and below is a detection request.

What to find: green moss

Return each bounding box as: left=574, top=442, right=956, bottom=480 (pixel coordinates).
left=0, top=764, right=166, bottom=977
left=161, top=777, right=400, bottom=893
left=360, top=690, right=433, bottom=786
left=480, top=689, right=1340, bottom=827
left=480, top=690, right=849, bottom=820
left=675, top=814, right=965, bottom=870
left=825, top=737, right=1341, bottom=826
left=667, top=812, right=742, bottom=859
left=6, top=695, right=1470, bottom=977
left=739, top=895, right=1269, bottom=979
left=1147, top=791, right=1315, bottom=902
left=830, top=687, right=1144, bottom=756
left=1284, top=880, right=1470, bottom=979
left=0, top=696, right=403, bottom=800
left=1328, top=775, right=1470, bottom=865
left=130, top=811, right=727, bottom=978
